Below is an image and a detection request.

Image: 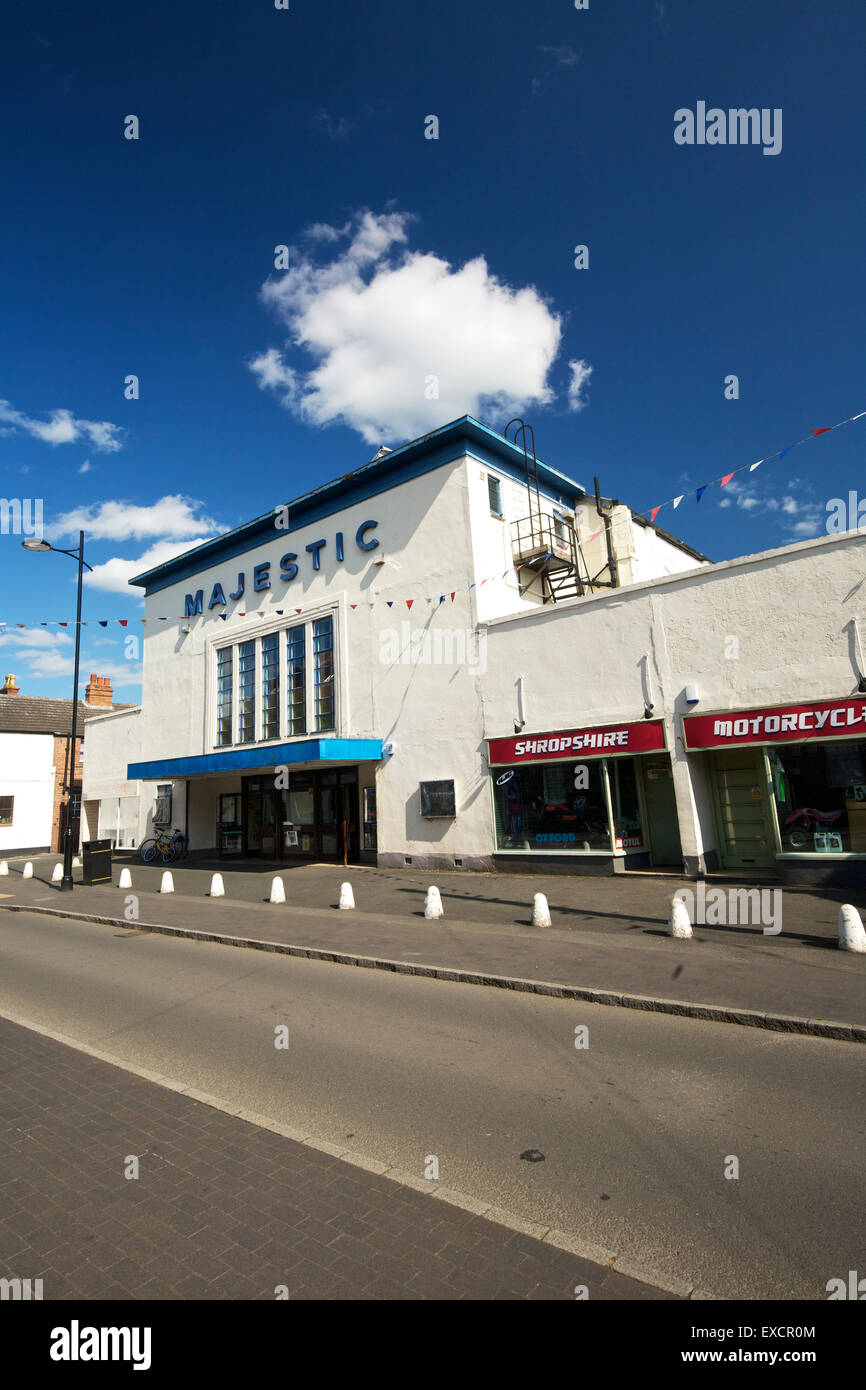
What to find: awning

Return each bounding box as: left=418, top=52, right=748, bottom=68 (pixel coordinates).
left=128, top=737, right=382, bottom=781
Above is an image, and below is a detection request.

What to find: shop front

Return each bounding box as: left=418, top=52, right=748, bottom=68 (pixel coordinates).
left=683, top=695, right=866, bottom=884
left=216, top=767, right=361, bottom=862
left=487, top=718, right=681, bottom=873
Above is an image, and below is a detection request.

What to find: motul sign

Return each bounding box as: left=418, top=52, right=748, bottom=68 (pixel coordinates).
left=683, top=697, right=866, bottom=750
left=488, top=719, right=666, bottom=764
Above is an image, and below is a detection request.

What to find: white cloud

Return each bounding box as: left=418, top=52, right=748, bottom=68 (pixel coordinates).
left=250, top=209, right=571, bottom=444
left=85, top=537, right=215, bottom=594
left=78, top=459, right=91, bottom=474
left=0, top=627, right=72, bottom=650
left=0, top=399, right=123, bottom=452
left=781, top=496, right=800, bottom=514
left=567, top=359, right=593, bottom=412
left=47, top=495, right=220, bottom=544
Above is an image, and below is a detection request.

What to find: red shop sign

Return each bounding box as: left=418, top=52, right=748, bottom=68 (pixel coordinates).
left=488, top=719, right=667, bottom=765
left=683, top=697, right=866, bottom=750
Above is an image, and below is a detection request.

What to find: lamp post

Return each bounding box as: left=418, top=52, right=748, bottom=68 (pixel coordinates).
left=22, top=531, right=92, bottom=891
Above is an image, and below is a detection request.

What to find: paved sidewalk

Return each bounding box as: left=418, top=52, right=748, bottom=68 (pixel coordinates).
left=0, top=1015, right=673, bottom=1301
left=2, top=857, right=864, bottom=1032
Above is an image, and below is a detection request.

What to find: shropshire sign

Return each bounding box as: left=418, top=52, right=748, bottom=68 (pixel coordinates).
left=683, top=697, right=866, bottom=750
left=488, top=719, right=667, bottom=764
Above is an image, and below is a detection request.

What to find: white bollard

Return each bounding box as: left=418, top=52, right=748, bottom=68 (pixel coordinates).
left=72, top=856, right=81, bottom=868
left=531, top=892, right=552, bottom=928
left=0, top=860, right=7, bottom=875
left=668, top=895, right=693, bottom=939
left=52, top=863, right=63, bottom=882
left=118, top=867, right=132, bottom=889
left=160, top=870, right=174, bottom=894
left=838, top=904, right=866, bottom=953
left=424, top=885, right=444, bottom=920
left=339, top=881, right=355, bottom=910
left=269, top=876, right=286, bottom=904
left=22, top=862, right=33, bottom=879
left=210, top=873, right=225, bottom=898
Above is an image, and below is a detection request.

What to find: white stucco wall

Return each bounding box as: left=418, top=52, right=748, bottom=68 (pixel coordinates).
left=0, top=732, right=56, bottom=851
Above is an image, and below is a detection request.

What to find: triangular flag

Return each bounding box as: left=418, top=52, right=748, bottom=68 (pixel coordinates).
left=749, top=460, right=763, bottom=471
left=295, top=608, right=302, bottom=614
left=406, top=599, right=414, bottom=609
left=59, top=622, right=68, bottom=627
left=275, top=610, right=283, bottom=616
left=778, top=448, right=791, bottom=460
left=811, top=427, right=831, bottom=436
left=350, top=604, right=357, bottom=610
left=720, top=473, right=734, bottom=487
left=672, top=496, right=684, bottom=509
left=218, top=614, right=227, bottom=621
left=439, top=595, right=445, bottom=604
left=386, top=600, right=393, bottom=608
left=450, top=592, right=455, bottom=601
left=696, top=486, right=707, bottom=503
left=650, top=506, right=661, bottom=522
left=119, top=619, right=127, bottom=627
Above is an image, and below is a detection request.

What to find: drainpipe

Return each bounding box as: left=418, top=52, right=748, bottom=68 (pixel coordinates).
left=594, top=476, right=620, bottom=589
left=184, top=779, right=190, bottom=852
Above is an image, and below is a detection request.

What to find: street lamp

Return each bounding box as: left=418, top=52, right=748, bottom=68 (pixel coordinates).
left=22, top=531, right=92, bottom=890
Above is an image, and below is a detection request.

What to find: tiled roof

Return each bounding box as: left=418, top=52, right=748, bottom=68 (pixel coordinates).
left=0, top=696, right=136, bottom=736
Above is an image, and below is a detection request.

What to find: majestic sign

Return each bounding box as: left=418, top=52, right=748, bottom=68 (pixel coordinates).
left=488, top=719, right=667, bottom=765
left=683, top=697, right=866, bottom=750
left=184, top=520, right=379, bottom=617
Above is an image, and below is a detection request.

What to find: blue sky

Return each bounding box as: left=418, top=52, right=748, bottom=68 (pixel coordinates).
left=1, top=0, right=864, bottom=698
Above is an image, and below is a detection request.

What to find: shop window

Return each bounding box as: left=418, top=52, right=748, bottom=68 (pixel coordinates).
left=610, top=757, right=645, bottom=852
left=261, top=631, right=280, bottom=740
left=153, top=786, right=172, bottom=826
left=238, top=640, right=256, bottom=742
left=363, top=786, right=377, bottom=851
left=770, top=740, right=865, bottom=853
left=314, top=616, right=335, bottom=732
left=419, top=780, right=457, bottom=818
left=286, top=625, right=306, bottom=735
left=216, top=646, right=233, bottom=746
left=285, top=776, right=315, bottom=854
left=0, top=795, right=13, bottom=826
left=492, top=761, right=610, bottom=851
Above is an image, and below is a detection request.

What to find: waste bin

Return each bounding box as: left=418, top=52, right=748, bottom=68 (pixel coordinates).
left=81, top=839, right=112, bottom=885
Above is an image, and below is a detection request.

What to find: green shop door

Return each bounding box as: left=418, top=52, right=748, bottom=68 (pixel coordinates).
left=711, top=749, right=775, bottom=868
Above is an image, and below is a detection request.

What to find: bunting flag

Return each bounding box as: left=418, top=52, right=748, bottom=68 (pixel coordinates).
left=640, top=405, right=866, bottom=525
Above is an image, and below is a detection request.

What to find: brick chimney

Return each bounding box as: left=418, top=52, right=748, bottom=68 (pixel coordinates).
left=85, top=673, right=114, bottom=708
left=1, top=674, right=20, bottom=695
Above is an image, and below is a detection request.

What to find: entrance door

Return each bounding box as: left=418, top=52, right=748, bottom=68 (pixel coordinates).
left=244, top=780, right=281, bottom=857
left=641, top=760, right=682, bottom=866
left=711, top=749, right=775, bottom=868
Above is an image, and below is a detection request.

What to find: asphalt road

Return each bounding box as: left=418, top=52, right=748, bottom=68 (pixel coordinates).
left=1, top=909, right=863, bottom=1299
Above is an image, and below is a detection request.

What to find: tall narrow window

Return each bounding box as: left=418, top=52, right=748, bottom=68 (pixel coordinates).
left=487, top=475, right=502, bottom=517
left=238, top=639, right=256, bottom=742
left=313, top=615, right=335, bottom=732
left=216, top=647, right=233, bottom=746
left=261, top=632, right=280, bottom=740
left=286, top=624, right=306, bottom=735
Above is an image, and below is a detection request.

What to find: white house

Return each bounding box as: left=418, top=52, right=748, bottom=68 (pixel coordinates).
left=81, top=414, right=866, bottom=885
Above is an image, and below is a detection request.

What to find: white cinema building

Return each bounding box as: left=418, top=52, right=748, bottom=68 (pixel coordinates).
left=82, top=415, right=866, bottom=886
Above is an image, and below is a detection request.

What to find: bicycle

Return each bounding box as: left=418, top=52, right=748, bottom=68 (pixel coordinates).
left=139, top=827, right=187, bottom=865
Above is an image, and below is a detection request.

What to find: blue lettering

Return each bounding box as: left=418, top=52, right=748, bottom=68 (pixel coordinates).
left=185, top=590, right=203, bottom=617
left=356, top=520, right=379, bottom=551
left=336, top=531, right=344, bottom=562
left=208, top=583, right=227, bottom=610
left=253, top=562, right=271, bottom=591
left=306, top=539, right=326, bottom=570
left=228, top=572, right=245, bottom=600
left=280, top=553, right=298, bottom=582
